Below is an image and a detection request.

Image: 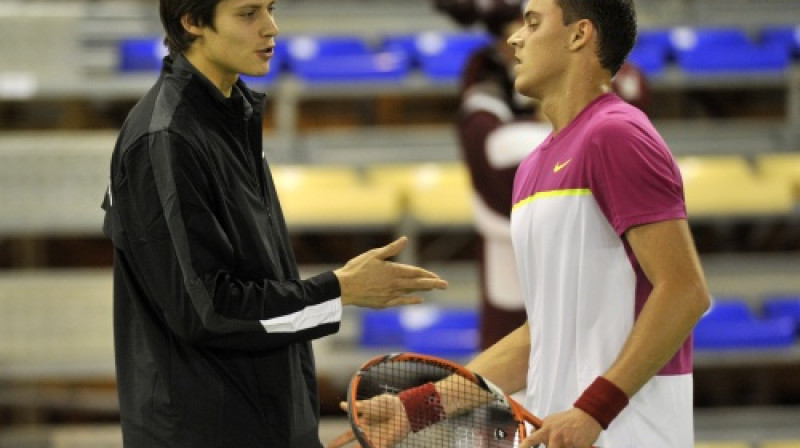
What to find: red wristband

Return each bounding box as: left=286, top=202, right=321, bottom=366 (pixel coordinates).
left=573, top=377, right=629, bottom=430
left=397, top=382, right=446, bottom=432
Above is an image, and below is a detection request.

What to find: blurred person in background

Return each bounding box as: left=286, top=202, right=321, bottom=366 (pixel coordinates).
left=433, top=0, right=650, bottom=351
left=101, top=1, right=447, bottom=447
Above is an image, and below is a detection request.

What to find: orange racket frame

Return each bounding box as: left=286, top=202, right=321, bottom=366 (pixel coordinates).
left=347, top=352, right=543, bottom=447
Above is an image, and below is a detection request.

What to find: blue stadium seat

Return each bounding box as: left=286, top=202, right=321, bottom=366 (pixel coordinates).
left=677, top=42, right=789, bottom=73
left=403, top=307, right=479, bottom=357
left=694, top=297, right=796, bottom=350
left=288, top=35, right=370, bottom=59
left=414, top=31, right=492, bottom=82
left=669, top=26, right=790, bottom=73
left=627, top=42, right=669, bottom=75
left=694, top=317, right=796, bottom=350
left=290, top=51, right=410, bottom=83
left=762, top=295, right=800, bottom=333
left=359, top=306, right=479, bottom=357
left=669, top=27, right=752, bottom=53
left=359, top=309, right=405, bottom=348
left=636, top=29, right=674, bottom=57
left=381, top=33, right=422, bottom=68
left=118, top=36, right=168, bottom=72
left=285, top=35, right=410, bottom=83
left=760, top=25, right=800, bottom=58
left=701, top=298, right=754, bottom=322
left=626, top=29, right=673, bottom=75
left=638, top=28, right=673, bottom=44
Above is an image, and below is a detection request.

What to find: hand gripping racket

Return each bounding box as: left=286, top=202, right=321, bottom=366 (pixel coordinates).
left=345, top=352, right=542, bottom=447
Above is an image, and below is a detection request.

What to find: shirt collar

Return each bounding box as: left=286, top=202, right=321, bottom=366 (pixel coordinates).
left=164, top=53, right=266, bottom=118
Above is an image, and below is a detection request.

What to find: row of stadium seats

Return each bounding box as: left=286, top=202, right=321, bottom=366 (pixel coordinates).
left=631, top=25, right=800, bottom=74
left=275, top=153, right=800, bottom=229
left=677, top=154, right=800, bottom=219
left=118, top=31, right=492, bottom=83
left=0, top=137, right=798, bottom=237
left=273, top=162, right=473, bottom=231
left=356, top=293, right=800, bottom=358
left=118, top=25, right=800, bottom=82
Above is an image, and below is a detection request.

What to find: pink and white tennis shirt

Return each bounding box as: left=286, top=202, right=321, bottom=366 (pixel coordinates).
left=511, top=93, right=693, bottom=447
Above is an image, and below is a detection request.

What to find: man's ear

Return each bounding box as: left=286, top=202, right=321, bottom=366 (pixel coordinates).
left=568, top=19, right=594, bottom=51
left=180, top=14, right=203, bottom=39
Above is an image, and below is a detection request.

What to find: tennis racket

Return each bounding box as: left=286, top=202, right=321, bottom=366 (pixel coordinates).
left=344, top=352, right=542, bottom=447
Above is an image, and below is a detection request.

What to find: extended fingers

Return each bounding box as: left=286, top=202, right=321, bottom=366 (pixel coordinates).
left=341, top=400, right=368, bottom=416
left=389, top=264, right=448, bottom=289
left=395, top=278, right=449, bottom=293
left=390, top=262, right=441, bottom=278
left=371, top=236, right=409, bottom=260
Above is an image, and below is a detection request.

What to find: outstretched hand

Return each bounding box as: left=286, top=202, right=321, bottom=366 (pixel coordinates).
left=327, top=396, right=411, bottom=448
left=334, top=237, right=448, bottom=309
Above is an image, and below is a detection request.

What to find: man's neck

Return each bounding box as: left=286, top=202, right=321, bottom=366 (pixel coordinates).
left=183, top=49, right=237, bottom=98
left=541, top=68, right=612, bottom=135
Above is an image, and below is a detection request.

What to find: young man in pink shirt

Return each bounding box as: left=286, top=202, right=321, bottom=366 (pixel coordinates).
left=331, top=0, right=710, bottom=446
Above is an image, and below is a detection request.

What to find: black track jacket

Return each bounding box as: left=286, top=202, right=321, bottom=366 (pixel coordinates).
left=102, top=54, right=342, bottom=447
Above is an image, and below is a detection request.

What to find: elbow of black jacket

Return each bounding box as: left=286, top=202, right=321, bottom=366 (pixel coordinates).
left=168, top=311, right=223, bottom=347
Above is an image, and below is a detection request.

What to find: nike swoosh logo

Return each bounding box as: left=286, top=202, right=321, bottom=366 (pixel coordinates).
left=553, top=159, right=572, bottom=173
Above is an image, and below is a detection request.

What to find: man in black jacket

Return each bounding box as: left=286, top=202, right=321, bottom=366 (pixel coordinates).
left=101, top=0, right=448, bottom=446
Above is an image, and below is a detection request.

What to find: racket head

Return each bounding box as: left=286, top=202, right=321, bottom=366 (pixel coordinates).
left=346, top=352, right=541, bottom=447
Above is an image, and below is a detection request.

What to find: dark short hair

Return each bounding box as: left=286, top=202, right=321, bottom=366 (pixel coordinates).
left=160, top=0, right=220, bottom=55
left=556, top=0, right=636, bottom=75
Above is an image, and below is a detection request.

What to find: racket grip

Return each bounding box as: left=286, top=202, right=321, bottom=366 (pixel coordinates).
left=397, top=382, right=446, bottom=432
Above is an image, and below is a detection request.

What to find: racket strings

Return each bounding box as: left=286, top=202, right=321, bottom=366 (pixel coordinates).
left=356, top=359, right=520, bottom=447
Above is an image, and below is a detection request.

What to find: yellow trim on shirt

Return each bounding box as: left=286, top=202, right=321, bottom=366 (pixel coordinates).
left=512, top=188, right=592, bottom=211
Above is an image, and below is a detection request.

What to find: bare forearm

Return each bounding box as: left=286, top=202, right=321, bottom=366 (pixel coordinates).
left=435, top=322, right=531, bottom=416
left=467, top=322, right=531, bottom=394
left=602, top=221, right=711, bottom=398
left=604, top=281, right=708, bottom=397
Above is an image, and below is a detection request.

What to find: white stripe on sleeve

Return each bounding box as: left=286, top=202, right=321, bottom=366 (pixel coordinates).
left=259, top=298, right=342, bottom=333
